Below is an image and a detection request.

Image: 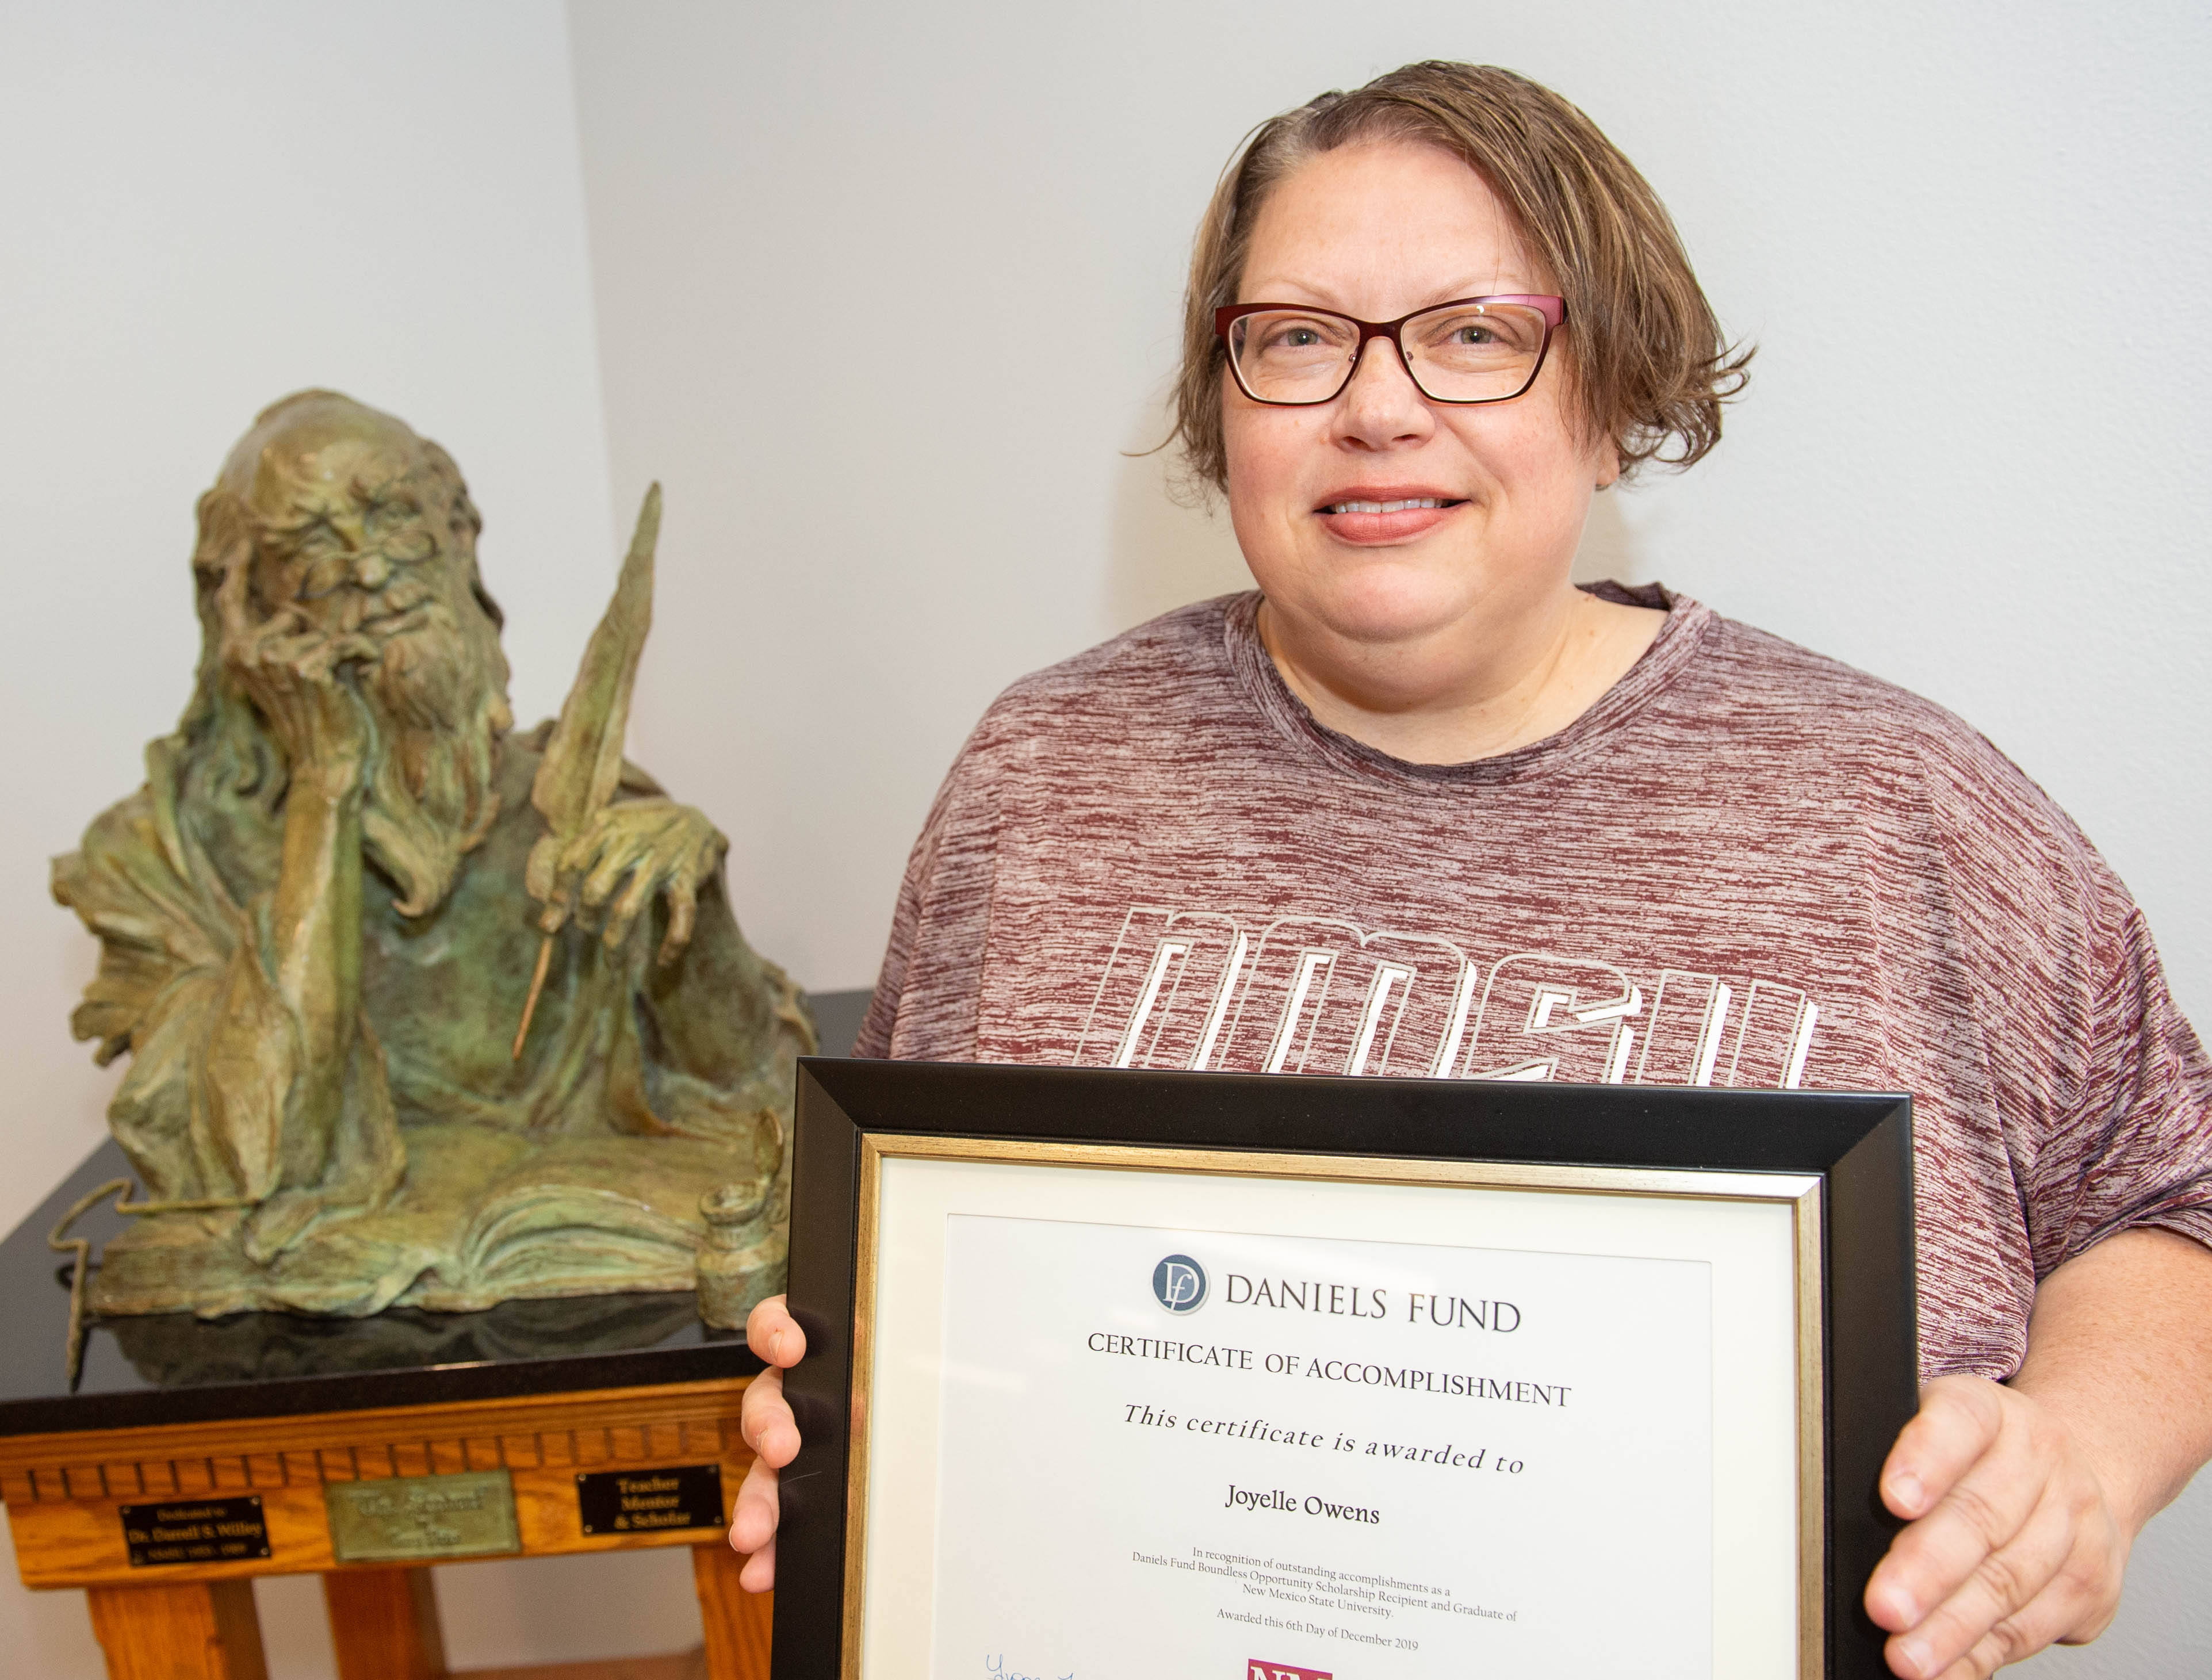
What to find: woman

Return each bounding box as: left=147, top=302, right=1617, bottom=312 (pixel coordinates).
left=733, top=63, right=2212, bottom=1678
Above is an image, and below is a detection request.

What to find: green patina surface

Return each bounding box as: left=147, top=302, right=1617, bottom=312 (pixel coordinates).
left=52, top=391, right=809, bottom=1322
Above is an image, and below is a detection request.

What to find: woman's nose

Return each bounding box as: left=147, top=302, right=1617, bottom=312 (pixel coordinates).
left=1335, top=334, right=1432, bottom=445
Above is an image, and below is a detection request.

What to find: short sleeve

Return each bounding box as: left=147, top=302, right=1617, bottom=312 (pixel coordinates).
left=1924, top=723, right=2212, bottom=1279
left=852, top=710, right=1013, bottom=1062
left=852, top=774, right=956, bottom=1058
left=2023, top=894, right=2212, bottom=1269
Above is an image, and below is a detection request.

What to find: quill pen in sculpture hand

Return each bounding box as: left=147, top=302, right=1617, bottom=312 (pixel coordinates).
left=511, top=482, right=661, bottom=1061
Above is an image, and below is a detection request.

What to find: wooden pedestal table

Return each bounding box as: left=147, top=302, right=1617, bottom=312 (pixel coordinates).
left=0, top=1373, right=770, bottom=1678
left=0, top=998, right=876, bottom=1678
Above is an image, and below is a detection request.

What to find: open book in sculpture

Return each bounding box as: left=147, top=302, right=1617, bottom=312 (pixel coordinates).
left=52, top=391, right=811, bottom=1321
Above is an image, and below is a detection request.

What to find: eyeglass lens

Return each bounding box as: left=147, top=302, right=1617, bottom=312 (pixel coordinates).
left=1228, top=302, right=1549, bottom=404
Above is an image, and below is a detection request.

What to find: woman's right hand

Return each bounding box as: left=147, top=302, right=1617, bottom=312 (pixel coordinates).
left=730, top=1293, right=808, bottom=1591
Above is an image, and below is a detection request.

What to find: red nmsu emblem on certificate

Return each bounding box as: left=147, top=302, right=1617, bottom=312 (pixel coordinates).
left=1249, top=1663, right=1332, bottom=1680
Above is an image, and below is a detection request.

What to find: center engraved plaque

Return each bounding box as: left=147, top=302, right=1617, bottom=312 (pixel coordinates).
left=325, top=1470, right=522, bottom=1563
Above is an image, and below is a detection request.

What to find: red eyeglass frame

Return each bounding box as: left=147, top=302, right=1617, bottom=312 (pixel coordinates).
left=1212, top=294, right=1568, bottom=406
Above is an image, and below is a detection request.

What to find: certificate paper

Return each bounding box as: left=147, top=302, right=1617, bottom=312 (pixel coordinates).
left=855, top=1153, right=1806, bottom=1680
left=936, top=1215, right=1710, bottom=1677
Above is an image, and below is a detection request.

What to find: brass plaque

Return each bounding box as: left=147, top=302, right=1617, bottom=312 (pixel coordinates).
left=121, top=1495, right=270, bottom=1567
left=325, top=1471, right=521, bottom=1563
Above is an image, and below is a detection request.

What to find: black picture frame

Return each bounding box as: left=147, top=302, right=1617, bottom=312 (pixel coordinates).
left=772, top=1057, right=1916, bottom=1679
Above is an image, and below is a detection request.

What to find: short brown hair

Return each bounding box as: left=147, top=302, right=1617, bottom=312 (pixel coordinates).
left=1172, top=62, right=1750, bottom=489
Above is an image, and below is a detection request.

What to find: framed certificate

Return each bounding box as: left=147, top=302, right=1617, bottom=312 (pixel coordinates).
left=772, top=1059, right=1915, bottom=1680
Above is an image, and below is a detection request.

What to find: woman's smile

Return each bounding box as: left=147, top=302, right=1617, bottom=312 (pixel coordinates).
left=1312, top=485, right=1467, bottom=544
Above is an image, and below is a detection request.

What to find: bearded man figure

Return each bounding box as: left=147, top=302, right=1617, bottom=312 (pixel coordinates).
left=52, top=391, right=812, bottom=1319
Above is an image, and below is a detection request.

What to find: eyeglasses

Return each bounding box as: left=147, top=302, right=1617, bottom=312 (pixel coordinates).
left=1214, top=294, right=1567, bottom=407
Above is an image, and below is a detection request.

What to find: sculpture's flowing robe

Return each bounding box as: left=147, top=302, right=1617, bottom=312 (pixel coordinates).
left=53, top=725, right=808, bottom=1313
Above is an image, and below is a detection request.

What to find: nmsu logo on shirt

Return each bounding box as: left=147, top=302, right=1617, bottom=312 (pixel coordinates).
left=1249, top=1663, right=1331, bottom=1680
left=1151, top=1253, right=1208, bottom=1314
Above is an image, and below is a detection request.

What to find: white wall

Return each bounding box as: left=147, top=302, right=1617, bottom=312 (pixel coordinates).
left=0, top=4, right=686, bottom=1673
left=566, top=1, right=2210, bottom=1673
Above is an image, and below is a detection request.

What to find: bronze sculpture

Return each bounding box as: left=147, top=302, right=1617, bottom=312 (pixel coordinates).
left=52, top=391, right=811, bottom=1323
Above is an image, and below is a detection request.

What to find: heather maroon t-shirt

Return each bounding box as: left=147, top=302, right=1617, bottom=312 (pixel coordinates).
left=856, top=586, right=2212, bottom=1380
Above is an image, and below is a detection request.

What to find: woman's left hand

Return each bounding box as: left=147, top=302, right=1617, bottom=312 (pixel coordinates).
left=1864, top=1374, right=2127, bottom=1678
left=526, top=798, right=728, bottom=965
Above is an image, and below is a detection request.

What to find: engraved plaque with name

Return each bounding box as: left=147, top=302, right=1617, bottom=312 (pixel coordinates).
left=576, top=1463, right=724, bottom=1536
left=326, top=1471, right=521, bottom=1563
left=120, top=1495, right=270, bottom=1567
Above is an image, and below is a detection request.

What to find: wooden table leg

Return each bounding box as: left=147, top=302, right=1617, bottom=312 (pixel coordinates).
left=323, top=1566, right=448, bottom=1679
left=87, top=1578, right=269, bottom=1680
left=692, top=1543, right=771, bottom=1678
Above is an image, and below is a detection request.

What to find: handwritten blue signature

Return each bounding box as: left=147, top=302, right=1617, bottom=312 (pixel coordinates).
left=984, top=1655, right=1073, bottom=1680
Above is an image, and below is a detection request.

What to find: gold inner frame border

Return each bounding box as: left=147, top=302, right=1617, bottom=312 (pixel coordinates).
left=841, top=1132, right=1827, bottom=1680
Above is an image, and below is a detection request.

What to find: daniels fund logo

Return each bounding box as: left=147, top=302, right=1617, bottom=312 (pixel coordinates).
left=1151, top=1253, right=1208, bottom=1314
left=1249, top=1663, right=1331, bottom=1680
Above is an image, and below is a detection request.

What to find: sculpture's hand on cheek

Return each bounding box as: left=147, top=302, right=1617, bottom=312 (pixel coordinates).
left=215, top=552, right=378, bottom=791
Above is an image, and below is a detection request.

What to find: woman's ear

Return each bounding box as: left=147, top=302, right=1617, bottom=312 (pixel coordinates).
left=1594, top=435, right=1623, bottom=491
